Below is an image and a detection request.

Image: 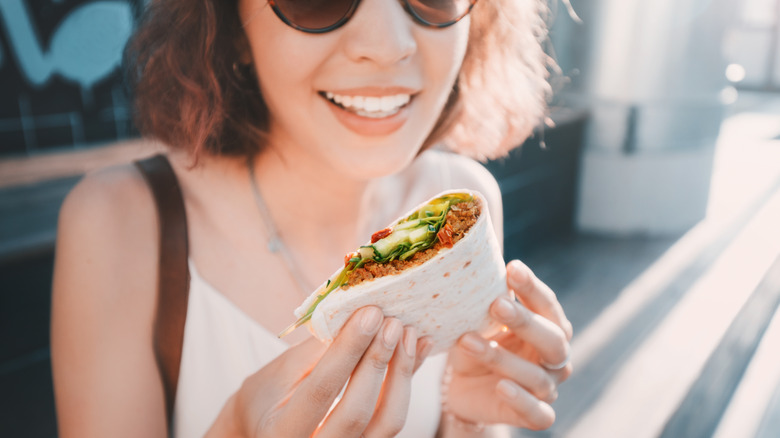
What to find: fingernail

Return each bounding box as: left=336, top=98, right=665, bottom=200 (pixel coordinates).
left=404, top=327, right=417, bottom=356
left=494, top=297, right=516, bottom=321
left=383, top=319, right=402, bottom=347
left=360, top=307, right=382, bottom=333
left=508, top=260, right=530, bottom=286
left=497, top=379, right=519, bottom=399
left=459, top=334, right=485, bottom=355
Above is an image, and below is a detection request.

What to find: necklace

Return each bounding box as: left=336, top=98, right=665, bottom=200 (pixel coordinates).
left=247, top=159, right=313, bottom=297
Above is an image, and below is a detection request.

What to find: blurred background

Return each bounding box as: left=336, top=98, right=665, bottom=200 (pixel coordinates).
left=1, top=0, right=779, bottom=436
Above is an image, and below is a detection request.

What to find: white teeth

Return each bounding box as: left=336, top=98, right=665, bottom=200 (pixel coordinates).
left=380, top=96, right=395, bottom=112
left=364, top=97, right=380, bottom=112
left=322, top=92, right=412, bottom=117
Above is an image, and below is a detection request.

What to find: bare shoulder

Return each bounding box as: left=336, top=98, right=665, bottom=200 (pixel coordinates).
left=54, top=161, right=160, bottom=336
left=61, top=161, right=154, bottom=218
left=414, top=149, right=500, bottom=198
left=52, top=162, right=166, bottom=436
left=415, top=149, right=504, bottom=243
left=56, top=162, right=159, bottom=292
left=62, top=164, right=154, bottom=218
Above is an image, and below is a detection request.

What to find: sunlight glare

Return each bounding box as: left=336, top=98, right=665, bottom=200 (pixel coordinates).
left=725, top=63, right=746, bottom=83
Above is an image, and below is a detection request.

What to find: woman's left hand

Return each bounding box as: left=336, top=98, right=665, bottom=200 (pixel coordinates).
left=445, top=260, right=574, bottom=431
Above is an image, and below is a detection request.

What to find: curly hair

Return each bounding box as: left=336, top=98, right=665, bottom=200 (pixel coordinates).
left=124, top=0, right=551, bottom=161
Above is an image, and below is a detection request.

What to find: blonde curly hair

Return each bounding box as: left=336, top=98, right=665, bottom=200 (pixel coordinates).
left=430, top=0, right=552, bottom=160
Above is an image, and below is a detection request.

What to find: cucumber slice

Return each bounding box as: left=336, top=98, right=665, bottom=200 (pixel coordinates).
left=409, top=226, right=430, bottom=244
left=393, top=219, right=422, bottom=231
left=373, top=229, right=411, bottom=257
left=399, top=247, right=418, bottom=260
left=358, top=246, right=375, bottom=259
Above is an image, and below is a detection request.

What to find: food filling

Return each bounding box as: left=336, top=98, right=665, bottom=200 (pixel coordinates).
left=279, top=193, right=481, bottom=337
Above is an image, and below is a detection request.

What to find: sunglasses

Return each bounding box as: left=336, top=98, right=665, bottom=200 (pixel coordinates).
left=267, top=0, right=477, bottom=34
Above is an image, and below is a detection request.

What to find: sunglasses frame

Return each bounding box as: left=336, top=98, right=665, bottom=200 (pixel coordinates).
left=267, top=0, right=478, bottom=34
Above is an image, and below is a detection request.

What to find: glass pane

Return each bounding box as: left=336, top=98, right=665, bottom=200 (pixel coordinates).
left=741, top=0, right=776, bottom=28
left=724, top=28, right=772, bottom=87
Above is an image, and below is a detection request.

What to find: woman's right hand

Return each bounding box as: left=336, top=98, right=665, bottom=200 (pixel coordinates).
left=209, top=307, right=431, bottom=437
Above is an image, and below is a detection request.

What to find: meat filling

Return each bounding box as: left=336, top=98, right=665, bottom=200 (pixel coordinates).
left=344, top=200, right=481, bottom=289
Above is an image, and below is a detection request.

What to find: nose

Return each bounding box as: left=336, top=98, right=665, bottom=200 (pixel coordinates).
left=341, top=0, right=417, bottom=66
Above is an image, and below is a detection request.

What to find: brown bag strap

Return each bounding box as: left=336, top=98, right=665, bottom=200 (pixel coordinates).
left=134, top=154, right=190, bottom=432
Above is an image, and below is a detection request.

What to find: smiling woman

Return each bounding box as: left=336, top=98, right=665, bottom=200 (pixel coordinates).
left=124, top=0, right=549, bottom=161
left=52, top=0, right=572, bottom=437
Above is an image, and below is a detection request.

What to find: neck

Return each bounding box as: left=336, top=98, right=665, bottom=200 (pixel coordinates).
left=250, top=138, right=381, bottom=261
left=256, top=149, right=367, bottom=225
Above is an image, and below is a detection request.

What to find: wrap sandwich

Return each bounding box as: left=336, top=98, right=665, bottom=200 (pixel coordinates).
left=279, top=189, right=510, bottom=354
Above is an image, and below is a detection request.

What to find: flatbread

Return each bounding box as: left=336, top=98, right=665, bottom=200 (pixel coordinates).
left=294, top=189, right=509, bottom=354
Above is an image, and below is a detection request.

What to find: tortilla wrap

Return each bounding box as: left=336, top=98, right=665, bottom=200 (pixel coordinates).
left=294, top=189, right=510, bottom=354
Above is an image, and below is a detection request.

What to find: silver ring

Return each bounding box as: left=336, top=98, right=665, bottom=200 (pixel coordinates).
left=542, top=352, right=571, bottom=371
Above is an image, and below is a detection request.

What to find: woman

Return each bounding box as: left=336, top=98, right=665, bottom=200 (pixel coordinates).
left=51, top=0, right=573, bottom=436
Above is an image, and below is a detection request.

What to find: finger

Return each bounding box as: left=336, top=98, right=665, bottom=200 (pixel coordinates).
left=413, top=335, right=433, bottom=372
left=456, top=333, right=558, bottom=403
left=317, top=318, right=404, bottom=438
left=549, top=360, right=574, bottom=384
left=490, top=296, right=570, bottom=368
left=495, top=379, right=556, bottom=430
left=282, top=306, right=384, bottom=436
left=362, top=326, right=418, bottom=437
left=507, top=260, right=573, bottom=340
left=241, top=336, right=326, bottom=396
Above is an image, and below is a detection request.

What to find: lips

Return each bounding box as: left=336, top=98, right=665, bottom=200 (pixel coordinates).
left=319, top=88, right=418, bottom=136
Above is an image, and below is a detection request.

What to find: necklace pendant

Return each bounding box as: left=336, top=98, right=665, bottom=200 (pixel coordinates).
left=267, top=237, right=282, bottom=253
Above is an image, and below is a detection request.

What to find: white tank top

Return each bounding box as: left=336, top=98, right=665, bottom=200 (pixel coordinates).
left=172, top=260, right=446, bottom=438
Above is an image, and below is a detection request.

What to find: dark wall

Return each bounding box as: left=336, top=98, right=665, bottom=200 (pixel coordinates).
left=0, top=253, right=57, bottom=437
left=487, top=110, right=587, bottom=261
left=0, top=0, right=140, bottom=157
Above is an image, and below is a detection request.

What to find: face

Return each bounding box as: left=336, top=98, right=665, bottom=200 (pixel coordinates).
left=238, top=0, right=470, bottom=181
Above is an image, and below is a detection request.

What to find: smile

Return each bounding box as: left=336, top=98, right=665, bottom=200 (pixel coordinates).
left=321, top=91, right=411, bottom=119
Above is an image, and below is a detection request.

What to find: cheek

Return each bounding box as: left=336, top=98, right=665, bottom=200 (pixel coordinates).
left=241, top=7, right=331, bottom=109
left=419, top=22, right=470, bottom=104
left=250, top=44, right=329, bottom=124
left=426, top=21, right=468, bottom=70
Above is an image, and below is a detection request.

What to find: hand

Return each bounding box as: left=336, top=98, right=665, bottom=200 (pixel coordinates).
left=209, top=306, right=433, bottom=437
left=444, top=260, right=573, bottom=431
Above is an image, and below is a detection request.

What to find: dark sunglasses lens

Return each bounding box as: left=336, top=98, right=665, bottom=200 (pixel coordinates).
left=273, top=0, right=355, bottom=31
left=406, top=0, right=474, bottom=25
